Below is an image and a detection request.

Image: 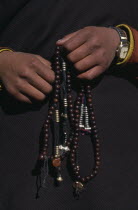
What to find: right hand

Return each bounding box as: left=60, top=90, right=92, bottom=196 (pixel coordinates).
left=0, top=51, right=55, bottom=103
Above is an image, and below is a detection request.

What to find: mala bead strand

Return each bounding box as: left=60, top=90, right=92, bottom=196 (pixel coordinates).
left=37, top=46, right=101, bottom=197
left=70, top=85, right=101, bottom=197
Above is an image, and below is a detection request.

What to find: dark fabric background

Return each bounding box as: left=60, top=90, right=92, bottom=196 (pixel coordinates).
left=0, top=0, right=138, bottom=209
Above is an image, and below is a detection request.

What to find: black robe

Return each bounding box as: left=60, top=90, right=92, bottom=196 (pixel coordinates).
left=0, top=0, right=138, bottom=209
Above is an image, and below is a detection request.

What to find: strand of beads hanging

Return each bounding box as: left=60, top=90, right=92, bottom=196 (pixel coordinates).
left=37, top=46, right=101, bottom=197
left=70, top=85, right=101, bottom=198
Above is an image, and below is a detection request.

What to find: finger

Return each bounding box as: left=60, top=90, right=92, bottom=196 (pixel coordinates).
left=77, top=65, right=104, bottom=80
left=74, top=53, right=99, bottom=72
left=56, top=31, right=79, bottom=45
left=59, top=30, right=89, bottom=52
left=26, top=72, right=53, bottom=95
left=14, top=92, right=32, bottom=104
left=19, top=82, right=47, bottom=101
left=30, top=59, right=55, bottom=84
left=67, top=42, right=93, bottom=63
left=35, top=55, right=52, bottom=67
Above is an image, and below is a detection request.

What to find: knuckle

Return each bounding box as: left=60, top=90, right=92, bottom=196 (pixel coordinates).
left=67, top=53, right=74, bottom=62
left=20, top=67, right=30, bottom=78
left=29, top=56, right=40, bottom=68
left=63, top=42, right=72, bottom=51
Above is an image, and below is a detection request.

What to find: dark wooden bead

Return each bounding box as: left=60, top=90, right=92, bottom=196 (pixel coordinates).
left=75, top=109, right=79, bottom=114
left=76, top=175, right=81, bottom=180
left=94, top=134, right=99, bottom=139
left=72, top=145, right=78, bottom=149
left=81, top=177, right=86, bottom=183
left=67, top=79, right=71, bottom=84
left=96, top=161, right=100, bottom=166
left=96, top=139, right=100, bottom=143
left=69, top=109, right=74, bottom=113
left=75, top=171, right=79, bottom=175
left=96, top=147, right=100, bottom=152
left=55, top=94, right=59, bottom=98
left=96, top=156, right=100, bottom=161
left=90, top=174, right=94, bottom=178
left=47, top=115, right=51, bottom=119
left=39, top=154, right=44, bottom=160
left=71, top=162, right=75, bottom=167
left=55, top=50, right=60, bottom=55
left=75, top=123, right=79, bottom=128
left=96, top=143, right=100, bottom=147
left=76, top=101, right=81, bottom=105
left=67, top=74, right=71, bottom=78
left=88, top=103, right=93, bottom=108
left=55, top=80, right=60, bottom=84
left=55, top=84, right=60, bottom=89
left=46, top=119, right=50, bottom=124
left=48, top=110, right=53, bottom=116
left=67, top=94, right=72, bottom=99
left=75, top=132, right=79, bottom=137
left=87, top=98, right=92, bottom=103
left=71, top=153, right=75, bottom=157
left=50, top=106, right=55, bottom=110
left=69, top=104, right=73, bottom=108
left=55, top=61, right=60, bottom=65
left=67, top=88, right=71, bottom=92
left=42, top=151, right=47, bottom=156
left=95, top=165, right=99, bottom=170
left=94, top=170, right=98, bottom=175
left=44, top=123, right=49, bottom=128
left=86, top=176, right=90, bottom=181
left=45, top=133, right=49, bottom=138
left=55, top=89, right=60, bottom=94
left=68, top=100, right=72, bottom=105
left=67, top=84, right=71, bottom=88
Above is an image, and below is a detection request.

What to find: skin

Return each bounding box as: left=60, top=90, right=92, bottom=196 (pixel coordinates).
left=0, top=26, right=120, bottom=103
left=0, top=51, right=55, bottom=103
left=56, top=26, right=120, bottom=80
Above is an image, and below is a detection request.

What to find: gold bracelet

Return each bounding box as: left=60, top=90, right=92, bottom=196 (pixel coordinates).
left=116, top=24, right=134, bottom=65
left=0, top=48, right=13, bottom=91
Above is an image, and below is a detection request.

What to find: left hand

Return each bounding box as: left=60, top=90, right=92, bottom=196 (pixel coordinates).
left=56, top=26, right=120, bottom=80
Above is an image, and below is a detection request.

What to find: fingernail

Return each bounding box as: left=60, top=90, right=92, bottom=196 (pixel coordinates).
left=57, top=39, right=64, bottom=43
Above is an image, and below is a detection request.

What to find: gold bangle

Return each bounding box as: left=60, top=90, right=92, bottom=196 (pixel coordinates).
left=0, top=48, right=13, bottom=53
left=116, top=24, right=134, bottom=65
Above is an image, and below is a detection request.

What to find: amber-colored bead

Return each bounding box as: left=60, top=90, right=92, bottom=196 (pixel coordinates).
left=54, top=98, right=58, bottom=103
left=52, top=158, right=61, bottom=167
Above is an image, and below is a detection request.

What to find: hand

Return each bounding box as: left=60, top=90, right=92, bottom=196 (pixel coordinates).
left=57, top=26, right=120, bottom=80
left=0, top=51, right=55, bottom=103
